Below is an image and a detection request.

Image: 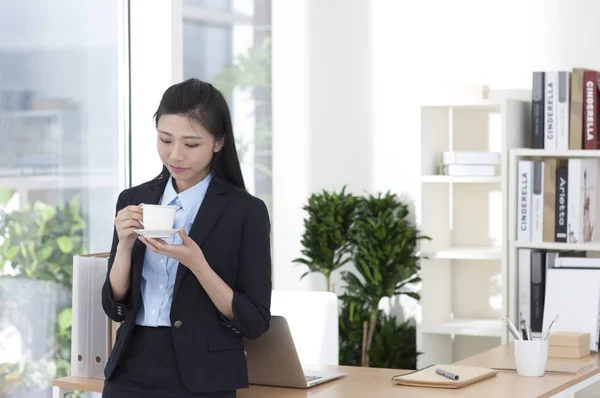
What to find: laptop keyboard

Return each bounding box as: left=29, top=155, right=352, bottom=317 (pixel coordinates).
left=305, top=375, right=322, bottom=382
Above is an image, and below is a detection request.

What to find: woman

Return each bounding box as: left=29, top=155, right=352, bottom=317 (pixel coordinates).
left=101, top=78, right=272, bottom=397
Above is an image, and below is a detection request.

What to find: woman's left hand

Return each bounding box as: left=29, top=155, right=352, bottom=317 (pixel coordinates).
left=139, top=227, right=206, bottom=272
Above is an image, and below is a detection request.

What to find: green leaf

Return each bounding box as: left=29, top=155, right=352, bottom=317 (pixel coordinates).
left=69, top=195, right=81, bottom=217
left=5, top=246, right=19, bottom=261
left=38, top=245, right=54, bottom=262
left=299, top=271, right=312, bottom=280
left=58, top=308, right=72, bottom=331
left=0, top=187, right=16, bottom=206
left=292, top=186, right=358, bottom=284
left=56, top=236, right=74, bottom=253
left=70, top=217, right=85, bottom=234
left=397, top=291, right=421, bottom=301
left=292, top=257, right=311, bottom=266
left=39, top=203, right=57, bottom=222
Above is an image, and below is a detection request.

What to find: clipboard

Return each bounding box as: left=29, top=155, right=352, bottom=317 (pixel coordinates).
left=392, top=364, right=498, bottom=389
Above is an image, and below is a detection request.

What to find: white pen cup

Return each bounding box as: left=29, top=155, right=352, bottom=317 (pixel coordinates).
left=141, top=205, right=177, bottom=230
left=514, top=339, right=548, bottom=377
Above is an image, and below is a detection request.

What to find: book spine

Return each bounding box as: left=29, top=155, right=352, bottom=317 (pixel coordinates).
left=531, top=161, right=545, bottom=243
left=582, top=159, right=598, bottom=242
left=544, top=71, right=557, bottom=150
left=518, top=160, right=533, bottom=242
left=518, top=248, right=531, bottom=328
left=584, top=70, right=598, bottom=149
left=90, top=257, right=110, bottom=379
left=567, top=159, right=582, bottom=243
left=530, top=250, right=546, bottom=333
left=569, top=68, right=585, bottom=149
left=555, top=165, right=568, bottom=242
left=531, top=71, right=545, bottom=149
left=543, top=160, right=557, bottom=242
left=556, top=71, right=570, bottom=150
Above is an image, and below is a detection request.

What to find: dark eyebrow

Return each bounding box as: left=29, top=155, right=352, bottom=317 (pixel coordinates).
left=158, top=130, right=203, bottom=140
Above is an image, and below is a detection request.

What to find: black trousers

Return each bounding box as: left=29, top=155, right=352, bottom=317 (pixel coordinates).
left=102, top=325, right=236, bottom=398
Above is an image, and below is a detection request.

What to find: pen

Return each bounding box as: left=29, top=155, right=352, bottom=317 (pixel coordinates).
left=526, top=326, right=532, bottom=341
left=503, top=317, right=523, bottom=340
left=520, top=319, right=528, bottom=340
left=436, top=368, right=459, bottom=381
left=541, top=314, right=560, bottom=340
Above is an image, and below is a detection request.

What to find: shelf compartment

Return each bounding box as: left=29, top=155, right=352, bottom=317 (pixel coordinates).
left=420, top=99, right=504, bottom=110
left=511, top=148, right=600, bottom=158
left=420, top=246, right=502, bottom=260
left=421, top=175, right=501, bottom=183
left=420, top=318, right=503, bottom=337
left=514, top=241, right=600, bottom=252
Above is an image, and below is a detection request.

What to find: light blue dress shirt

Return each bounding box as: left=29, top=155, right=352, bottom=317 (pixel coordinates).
left=135, top=173, right=212, bottom=327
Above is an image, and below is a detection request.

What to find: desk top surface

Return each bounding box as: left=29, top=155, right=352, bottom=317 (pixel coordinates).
left=53, top=345, right=600, bottom=398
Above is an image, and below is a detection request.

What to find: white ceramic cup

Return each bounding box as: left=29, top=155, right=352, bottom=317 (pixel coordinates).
left=514, top=339, right=548, bottom=377
left=141, top=205, right=177, bottom=230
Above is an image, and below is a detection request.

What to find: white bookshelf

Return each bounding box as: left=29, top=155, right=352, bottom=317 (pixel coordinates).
left=416, top=98, right=529, bottom=369
left=421, top=175, right=502, bottom=183
left=420, top=246, right=502, bottom=260
left=420, top=318, right=504, bottom=337
left=506, top=148, right=600, bottom=332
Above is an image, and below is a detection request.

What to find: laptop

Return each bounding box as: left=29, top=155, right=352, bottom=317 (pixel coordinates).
left=244, top=316, right=347, bottom=388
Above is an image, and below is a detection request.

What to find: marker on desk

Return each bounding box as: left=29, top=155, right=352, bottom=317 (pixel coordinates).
left=520, top=319, right=528, bottom=340
left=541, top=314, right=560, bottom=340
left=436, top=368, right=459, bottom=381
left=503, top=317, right=523, bottom=340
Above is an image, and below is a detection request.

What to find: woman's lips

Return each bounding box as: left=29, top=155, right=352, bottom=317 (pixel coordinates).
left=169, top=165, right=187, bottom=173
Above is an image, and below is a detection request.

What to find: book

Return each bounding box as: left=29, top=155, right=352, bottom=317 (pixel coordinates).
left=544, top=71, right=557, bottom=150
left=392, top=364, right=497, bottom=389
left=567, top=158, right=597, bottom=243
left=555, top=165, right=568, bottom=242
left=517, top=160, right=533, bottom=242
left=569, top=68, right=586, bottom=150
left=583, top=70, right=598, bottom=149
left=531, top=71, right=545, bottom=149
left=556, top=71, right=570, bottom=150
left=531, top=161, right=544, bottom=243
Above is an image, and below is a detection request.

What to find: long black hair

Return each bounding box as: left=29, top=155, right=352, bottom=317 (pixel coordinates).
left=150, top=78, right=246, bottom=191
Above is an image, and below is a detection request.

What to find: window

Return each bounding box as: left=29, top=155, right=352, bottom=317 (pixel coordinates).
left=0, top=0, right=127, bottom=395
left=182, top=0, right=272, bottom=212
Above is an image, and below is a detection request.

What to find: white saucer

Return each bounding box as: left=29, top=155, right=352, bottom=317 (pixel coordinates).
left=134, top=229, right=179, bottom=238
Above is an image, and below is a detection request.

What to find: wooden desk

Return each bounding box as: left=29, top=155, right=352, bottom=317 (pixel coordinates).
left=52, top=346, right=600, bottom=398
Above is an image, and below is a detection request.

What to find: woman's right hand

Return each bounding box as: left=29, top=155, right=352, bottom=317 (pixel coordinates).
left=114, top=204, right=144, bottom=251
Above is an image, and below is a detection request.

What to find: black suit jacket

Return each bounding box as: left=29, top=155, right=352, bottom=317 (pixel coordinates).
left=101, top=175, right=272, bottom=394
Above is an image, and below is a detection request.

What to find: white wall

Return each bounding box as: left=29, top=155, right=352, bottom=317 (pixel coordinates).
left=130, top=0, right=183, bottom=187
left=272, top=0, right=373, bottom=292
left=271, top=0, right=600, bottom=318
left=371, top=0, right=600, bottom=199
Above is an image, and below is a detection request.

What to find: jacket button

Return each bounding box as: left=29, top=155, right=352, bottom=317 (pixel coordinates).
left=174, top=320, right=183, bottom=328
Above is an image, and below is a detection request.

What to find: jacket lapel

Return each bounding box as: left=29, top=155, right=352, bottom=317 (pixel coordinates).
left=173, top=177, right=230, bottom=298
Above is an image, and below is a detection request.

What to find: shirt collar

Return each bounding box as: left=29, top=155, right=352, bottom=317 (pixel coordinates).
left=162, top=172, right=213, bottom=211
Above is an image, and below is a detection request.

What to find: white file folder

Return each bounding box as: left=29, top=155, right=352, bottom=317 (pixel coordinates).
left=542, top=268, right=600, bottom=352
left=71, top=253, right=111, bottom=379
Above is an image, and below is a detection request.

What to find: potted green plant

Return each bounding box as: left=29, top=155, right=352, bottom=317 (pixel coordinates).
left=339, top=191, right=430, bottom=367
left=0, top=195, right=86, bottom=386
left=292, top=187, right=357, bottom=291
left=0, top=196, right=85, bottom=292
